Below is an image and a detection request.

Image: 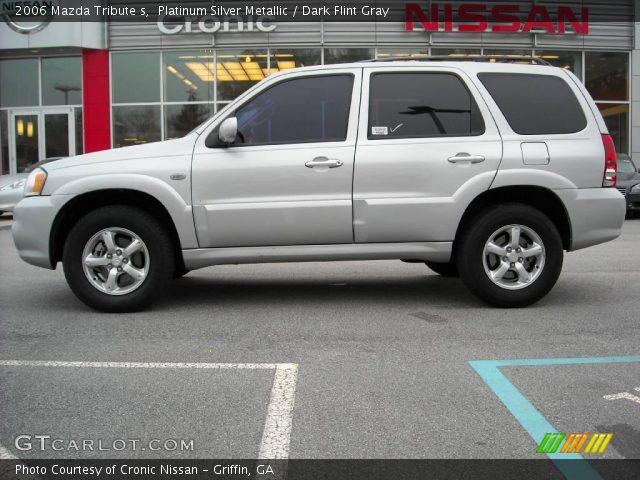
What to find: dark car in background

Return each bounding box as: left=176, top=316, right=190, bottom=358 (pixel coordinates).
left=616, top=153, right=640, bottom=218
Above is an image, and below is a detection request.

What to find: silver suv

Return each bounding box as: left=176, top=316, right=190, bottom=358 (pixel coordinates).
left=12, top=58, right=626, bottom=312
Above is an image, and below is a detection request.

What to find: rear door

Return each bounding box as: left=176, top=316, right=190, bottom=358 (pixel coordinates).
left=353, top=66, right=503, bottom=243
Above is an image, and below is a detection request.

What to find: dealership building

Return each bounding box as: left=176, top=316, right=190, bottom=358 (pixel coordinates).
left=0, top=1, right=639, bottom=176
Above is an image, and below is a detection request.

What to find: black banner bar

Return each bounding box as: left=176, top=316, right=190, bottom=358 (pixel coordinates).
left=1, top=459, right=640, bottom=480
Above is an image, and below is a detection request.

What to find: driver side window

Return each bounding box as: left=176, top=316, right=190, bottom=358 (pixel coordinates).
left=233, top=74, right=354, bottom=147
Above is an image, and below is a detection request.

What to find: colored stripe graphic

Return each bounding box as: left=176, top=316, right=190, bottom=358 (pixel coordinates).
left=584, top=434, right=613, bottom=454
left=571, top=433, right=590, bottom=454
left=538, top=433, right=566, bottom=453
left=470, top=355, right=640, bottom=480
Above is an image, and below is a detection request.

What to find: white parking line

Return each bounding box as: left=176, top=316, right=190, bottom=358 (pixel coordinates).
left=0, top=442, right=17, bottom=459
left=0, top=360, right=299, bottom=460
left=259, top=363, right=299, bottom=459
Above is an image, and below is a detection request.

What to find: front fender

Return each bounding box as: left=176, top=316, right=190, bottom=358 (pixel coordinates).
left=52, top=174, right=198, bottom=249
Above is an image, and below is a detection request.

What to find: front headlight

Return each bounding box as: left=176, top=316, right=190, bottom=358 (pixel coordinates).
left=631, top=184, right=640, bottom=194
left=24, top=168, right=47, bottom=197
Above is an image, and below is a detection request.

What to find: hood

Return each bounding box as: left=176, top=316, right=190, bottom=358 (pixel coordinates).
left=45, top=134, right=197, bottom=171
left=0, top=172, right=27, bottom=188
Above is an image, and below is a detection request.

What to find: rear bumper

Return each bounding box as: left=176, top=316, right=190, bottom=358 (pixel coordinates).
left=12, top=195, right=72, bottom=269
left=555, top=187, right=626, bottom=251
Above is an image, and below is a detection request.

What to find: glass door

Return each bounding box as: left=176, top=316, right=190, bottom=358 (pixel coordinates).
left=44, top=108, right=75, bottom=159
left=8, top=108, right=75, bottom=174
left=9, top=110, right=40, bottom=174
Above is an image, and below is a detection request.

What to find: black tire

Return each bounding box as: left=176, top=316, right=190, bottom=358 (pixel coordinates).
left=63, top=205, right=175, bottom=312
left=456, top=203, right=563, bottom=308
left=173, top=266, right=191, bottom=279
left=425, top=261, right=459, bottom=278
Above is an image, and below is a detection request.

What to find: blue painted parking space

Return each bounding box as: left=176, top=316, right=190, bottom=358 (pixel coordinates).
left=471, top=356, right=640, bottom=480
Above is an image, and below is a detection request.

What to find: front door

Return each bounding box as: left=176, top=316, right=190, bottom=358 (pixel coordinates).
left=191, top=69, right=361, bottom=248
left=8, top=108, right=75, bottom=174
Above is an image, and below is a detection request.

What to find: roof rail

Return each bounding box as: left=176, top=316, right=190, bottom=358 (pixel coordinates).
left=362, top=55, right=553, bottom=66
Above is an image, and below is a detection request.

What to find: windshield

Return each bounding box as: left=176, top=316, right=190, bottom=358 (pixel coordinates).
left=617, top=158, right=637, bottom=175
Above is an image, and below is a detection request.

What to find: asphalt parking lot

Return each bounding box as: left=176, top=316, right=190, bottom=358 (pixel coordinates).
left=0, top=217, right=638, bottom=463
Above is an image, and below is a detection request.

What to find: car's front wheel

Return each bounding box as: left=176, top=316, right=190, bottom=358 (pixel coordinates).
left=63, top=206, right=174, bottom=312
left=456, top=204, right=563, bottom=308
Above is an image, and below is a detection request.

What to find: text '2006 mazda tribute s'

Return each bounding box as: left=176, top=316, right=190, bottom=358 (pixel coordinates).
left=12, top=58, right=626, bottom=312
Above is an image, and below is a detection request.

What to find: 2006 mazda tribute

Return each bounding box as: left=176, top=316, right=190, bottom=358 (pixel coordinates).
left=12, top=58, right=626, bottom=312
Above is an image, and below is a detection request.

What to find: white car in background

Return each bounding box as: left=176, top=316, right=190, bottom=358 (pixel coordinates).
left=0, top=159, right=60, bottom=216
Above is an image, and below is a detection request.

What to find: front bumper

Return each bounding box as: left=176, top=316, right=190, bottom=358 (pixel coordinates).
left=12, top=195, right=72, bottom=269
left=0, top=189, right=24, bottom=212
left=554, top=187, right=626, bottom=251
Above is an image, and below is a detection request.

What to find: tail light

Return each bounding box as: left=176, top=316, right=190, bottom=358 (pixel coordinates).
left=602, top=134, right=617, bottom=187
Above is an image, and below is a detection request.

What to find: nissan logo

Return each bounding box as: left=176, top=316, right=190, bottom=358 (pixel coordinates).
left=1, top=0, right=55, bottom=34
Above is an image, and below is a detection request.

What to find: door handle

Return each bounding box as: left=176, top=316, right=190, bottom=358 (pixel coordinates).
left=305, top=157, right=343, bottom=168
left=447, top=153, right=486, bottom=164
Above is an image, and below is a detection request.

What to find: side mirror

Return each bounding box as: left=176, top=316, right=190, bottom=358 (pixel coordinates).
left=218, top=117, right=238, bottom=145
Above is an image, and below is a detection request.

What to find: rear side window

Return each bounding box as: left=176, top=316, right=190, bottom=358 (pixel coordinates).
left=478, top=73, right=587, bottom=135
left=368, top=73, right=485, bottom=140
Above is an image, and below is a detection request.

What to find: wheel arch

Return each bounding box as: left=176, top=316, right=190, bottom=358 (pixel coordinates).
left=50, top=189, right=186, bottom=274
left=454, top=186, right=572, bottom=253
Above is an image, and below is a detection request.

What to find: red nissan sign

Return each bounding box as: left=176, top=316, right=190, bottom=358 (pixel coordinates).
left=405, top=3, right=589, bottom=35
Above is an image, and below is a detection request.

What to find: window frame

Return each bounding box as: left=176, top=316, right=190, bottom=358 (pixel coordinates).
left=206, top=72, right=355, bottom=149
left=366, top=71, right=486, bottom=141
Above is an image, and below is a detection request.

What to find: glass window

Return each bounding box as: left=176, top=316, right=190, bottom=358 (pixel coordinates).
left=164, top=51, right=214, bottom=103
left=617, top=156, right=636, bottom=175
left=14, top=114, right=39, bottom=172
left=534, top=50, right=582, bottom=79
left=324, top=48, right=374, bottom=64
left=44, top=113, right=70, bottom=158
left=598, top=103, right=629, bottom=154
left=483, top=49, right=532, bottom=57
left=269, top=49, right=321, bottom=73
left=0, top=59, right=39, bottom=107
left=230, top=75, right=353, bottom=146
left=479, top=73, right=586, bottom=135
left=1, top=111, right=8, bottom=175
left=585, top=52, right=628, bottom=101
left=112, top=105, right=161, bottom=148
left=41, top=57, right=82, bottom=106
left=75, top=108, right=83, bottom=155
left=431, top=48, right=481, bottom=57
left=368, top=73, right=484, bottom=140
left=165, top=104, right=212, bottom=140
left=216, top=50, right=268, bottom=101
left=112, top=52, right=160, bottom=103
left=377, top=48, right=429, bottom=60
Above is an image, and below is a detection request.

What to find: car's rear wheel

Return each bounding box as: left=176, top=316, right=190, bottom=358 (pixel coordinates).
left=425, top=261, right=459, bottom=277
left=63, top=206, right=174, bottom=312
left=457, top=203, right=563, bottom=308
